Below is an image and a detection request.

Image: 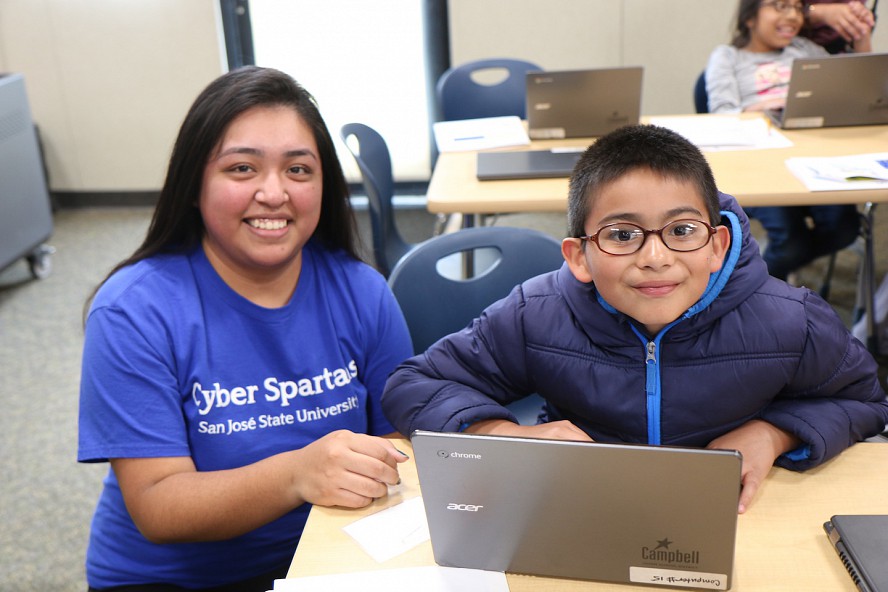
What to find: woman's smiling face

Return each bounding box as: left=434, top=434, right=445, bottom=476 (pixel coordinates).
left=199, top=105, right=323, bottom=286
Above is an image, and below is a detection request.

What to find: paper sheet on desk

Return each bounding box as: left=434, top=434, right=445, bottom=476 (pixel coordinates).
left=433, top=115, right=530, bottom=152
left=273, top=566, right=509, bottom=591
left=786, top=153, right=888, bottom=191
left=341, top=495, right=430, bottom=563
left=649, top=115, right=793, bottom=151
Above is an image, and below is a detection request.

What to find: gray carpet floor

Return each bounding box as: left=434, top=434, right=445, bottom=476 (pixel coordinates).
left=0, top=203, right=884, bottom=590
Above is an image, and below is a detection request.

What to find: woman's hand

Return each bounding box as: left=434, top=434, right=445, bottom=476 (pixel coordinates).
left=707, top=419, right=800, bottom=514
left=112, top=430, right=408, bottom=543
left=291, top=430, right=409, bottom=508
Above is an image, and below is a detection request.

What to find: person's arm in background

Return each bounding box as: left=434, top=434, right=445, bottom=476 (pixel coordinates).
left=705, top=45, right=744, bottom=114
left=807, top=1, right=874, bottom=51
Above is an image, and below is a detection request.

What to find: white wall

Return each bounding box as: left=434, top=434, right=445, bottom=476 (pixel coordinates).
left=0, top=0, right=885, bottom=192
left=0, top=0, right=224, bottom=192
left=449, top=0, right=888, bottom=116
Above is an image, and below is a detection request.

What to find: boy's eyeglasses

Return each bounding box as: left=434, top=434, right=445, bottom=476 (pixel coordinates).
left=761, top=0, right=805, bottom=16
left=580, top=219, right=718, bottom=256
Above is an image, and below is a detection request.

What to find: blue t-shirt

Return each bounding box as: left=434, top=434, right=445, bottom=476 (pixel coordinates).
left=78, top=241, right=412, bottom=588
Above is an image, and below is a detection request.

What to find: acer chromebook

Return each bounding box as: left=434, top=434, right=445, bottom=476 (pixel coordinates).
left=412, top=431, right=742, bottom=590
left=824, top=515, right=888, bottom=592
left=766, top=52, right=888, bottom=130
left=476, top=148, right=583, bottom=181
left=525, top=66, right=643, bottom=139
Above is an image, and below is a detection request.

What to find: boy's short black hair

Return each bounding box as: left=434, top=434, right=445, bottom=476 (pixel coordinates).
left=567, top=124, right=720, bottom=238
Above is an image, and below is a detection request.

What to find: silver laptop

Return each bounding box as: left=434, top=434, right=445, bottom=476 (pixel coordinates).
left=526, top=67, right=643, bottom=139
left=768, top=52, right=888, bottom=129
left=412, top=430, right=741, bottom=590
left=476, top=148, right=583, bottom=181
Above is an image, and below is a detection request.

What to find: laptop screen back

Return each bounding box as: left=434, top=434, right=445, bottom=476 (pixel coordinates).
left=412, top=431, right=741, bottom=590
left=777, top=52, right=888, bottom=129
left=526, top=67, right=643, bottom=139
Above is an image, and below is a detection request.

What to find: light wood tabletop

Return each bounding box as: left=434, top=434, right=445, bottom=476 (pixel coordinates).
left=287, top=439, right=888, bottom=591
left=426, top=115, right=888, bottom=215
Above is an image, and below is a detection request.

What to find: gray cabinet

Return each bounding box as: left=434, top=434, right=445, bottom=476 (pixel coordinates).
left=0, top=73, right=53, bottom=279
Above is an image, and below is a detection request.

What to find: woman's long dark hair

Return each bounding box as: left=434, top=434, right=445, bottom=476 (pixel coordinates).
left=85, top=67, right=359, bottom=317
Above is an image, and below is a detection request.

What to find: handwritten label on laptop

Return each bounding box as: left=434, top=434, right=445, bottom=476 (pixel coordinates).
left=630, top=567, right=728, bottom=590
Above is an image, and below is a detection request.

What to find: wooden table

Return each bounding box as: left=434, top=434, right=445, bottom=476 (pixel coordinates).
left=287, top=439, right=888, bottom=591
left=426, top=115, right=888, bottom=213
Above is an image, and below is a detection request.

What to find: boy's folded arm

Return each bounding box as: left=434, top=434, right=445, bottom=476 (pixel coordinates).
left=382, top=364, right=520, bottom=435
left=383, top=298, right=537, bottom=436
left=758, top=396, right=888, bottom=471
left=758, top=290, right=888, bottom=471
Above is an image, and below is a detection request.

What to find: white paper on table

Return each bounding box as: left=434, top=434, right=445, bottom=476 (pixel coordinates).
left=272, top=566, right=508, bottom=592
left=433, top=115, right=531, bottom=152
left=785, top=152, right=888, bottom=191
left=340, top=495, right=430, bottom=563
left=648, top=115, right=793, bottom=151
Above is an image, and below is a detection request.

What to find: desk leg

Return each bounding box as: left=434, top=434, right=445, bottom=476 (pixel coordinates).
left=853, top=203, right=878, bottom=354
left=462, top=213, right=476, bottom=277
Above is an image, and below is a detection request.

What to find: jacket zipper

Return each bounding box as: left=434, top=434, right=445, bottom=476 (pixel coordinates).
left=645, top=340, right=661, bottom=445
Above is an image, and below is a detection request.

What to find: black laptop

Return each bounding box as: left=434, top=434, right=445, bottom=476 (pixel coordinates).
left=824, top=515, right=888, bottom=591
left=476, top=148, right=583, bottom=181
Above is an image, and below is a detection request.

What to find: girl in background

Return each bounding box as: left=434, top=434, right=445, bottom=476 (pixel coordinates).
left=705, top=0, right=869, bottom=280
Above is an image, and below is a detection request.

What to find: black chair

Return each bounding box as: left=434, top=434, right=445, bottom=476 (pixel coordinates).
left=693, top=71, right=709, bottom=114
left=436, top=58, right=542, bottom=121
left=340, top=123, right=414, bottom=277
left=388, top=225, right=564, bottom=425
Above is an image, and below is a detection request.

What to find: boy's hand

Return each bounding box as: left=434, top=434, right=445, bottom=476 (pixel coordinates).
left=464, top=419, right=593, bottom=442
left=706, top=420, right=800, bottom=514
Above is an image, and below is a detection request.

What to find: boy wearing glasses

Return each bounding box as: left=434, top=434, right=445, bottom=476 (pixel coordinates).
left=382, top=125, right=888, bottom=513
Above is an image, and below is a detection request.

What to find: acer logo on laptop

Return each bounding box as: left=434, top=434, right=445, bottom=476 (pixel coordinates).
left=447, top=503, right=484, bottom=512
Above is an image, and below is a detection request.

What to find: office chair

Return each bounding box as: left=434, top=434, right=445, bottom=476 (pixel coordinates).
left=340, top=123, right=415, bottom=277
left=388, top=225, right=564, bottom=425
left=436, top=58, right=542, bottom=121
left=693, top=71, right=709, bottom=114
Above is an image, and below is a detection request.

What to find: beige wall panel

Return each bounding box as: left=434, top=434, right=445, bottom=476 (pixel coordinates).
left=624, top=0, right=736, bottom=115
left=448, top=0, right=623, bottom=70
left=0, top=0, right=223, bottom=191
left=0, top=0, right=74, bottom=185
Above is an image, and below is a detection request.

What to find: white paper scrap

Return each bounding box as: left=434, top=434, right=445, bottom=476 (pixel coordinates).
left=433, top=115, right=531, bottom=152
left=341, top=495, right=430, bottom=563
left=273, top=566, right=508, bottom=592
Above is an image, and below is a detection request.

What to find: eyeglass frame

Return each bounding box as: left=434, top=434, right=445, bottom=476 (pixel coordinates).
left=579, top=218, right=719, bottom=256
left=760, top=0, right=806, bottom=16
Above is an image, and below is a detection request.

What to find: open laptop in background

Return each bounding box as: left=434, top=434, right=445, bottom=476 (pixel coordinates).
left=525, top=66, right=643, bottom=139
left=412, top=430, right=742, bottom=590
left=824, top=515, right=888, bottom=592
left=767, top=52, right=888, bottom=129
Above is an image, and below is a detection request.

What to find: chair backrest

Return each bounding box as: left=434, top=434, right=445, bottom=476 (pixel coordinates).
left=388, top=225, right=564, bottom=354
left=436, top=58, right=542, bottom=121
left=693, top=71, right=709, bottom=114
left=340, top=123, right=412, bottom=277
